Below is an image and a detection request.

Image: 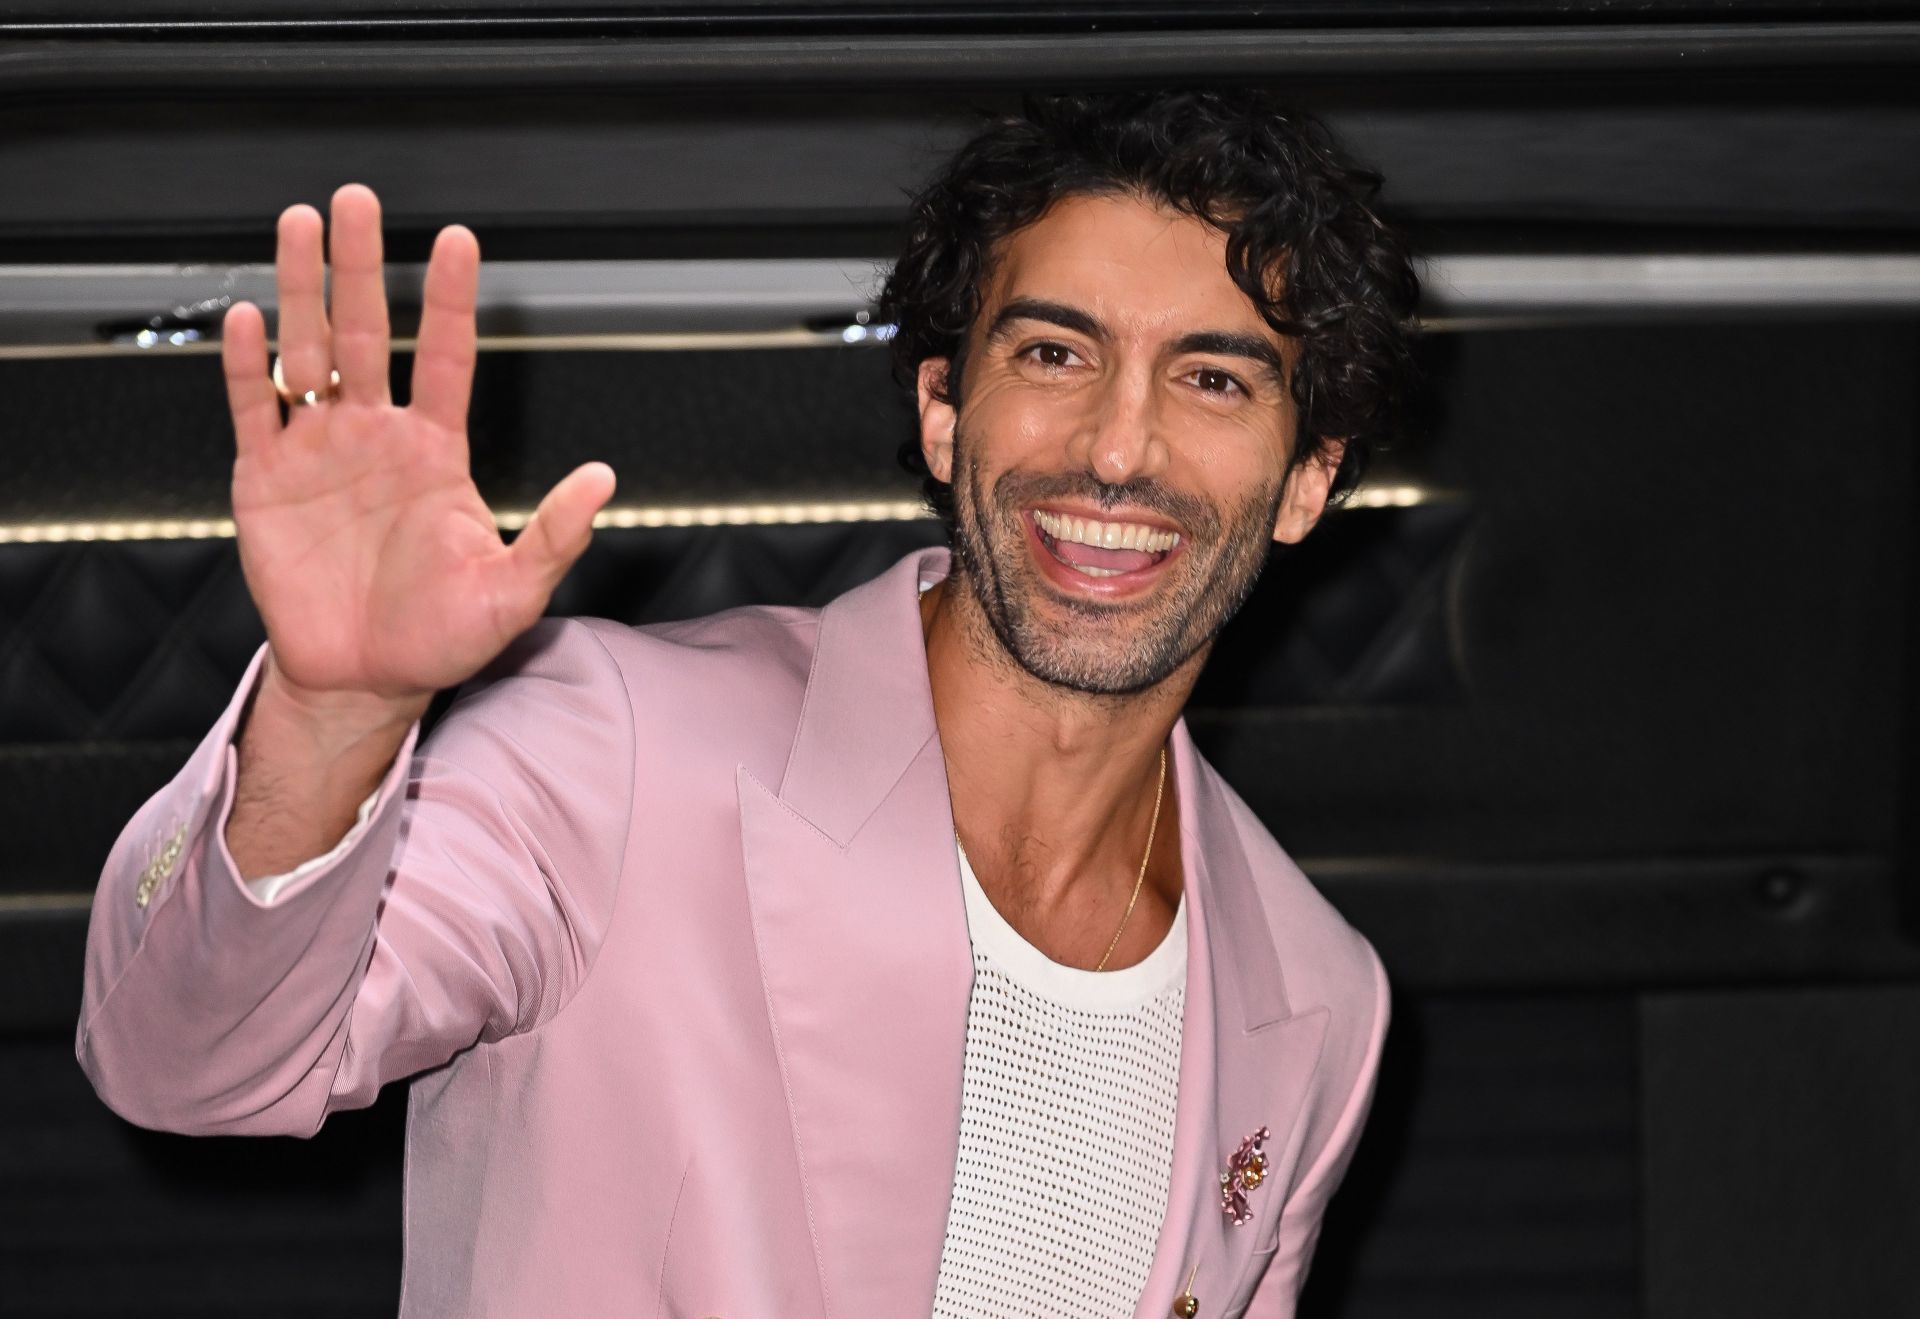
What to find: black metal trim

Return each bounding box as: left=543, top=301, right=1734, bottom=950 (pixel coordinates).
left=4, top=23, right=1920, bottom=95
left=9, top=1, right=1920, bottom=40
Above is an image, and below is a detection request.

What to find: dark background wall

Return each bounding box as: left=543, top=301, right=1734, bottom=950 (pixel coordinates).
left=3, top=5, right=1919, bottom=1315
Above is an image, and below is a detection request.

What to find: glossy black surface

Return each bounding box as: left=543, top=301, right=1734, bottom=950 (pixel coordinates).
left=10, top=0, right=1920, bottom=36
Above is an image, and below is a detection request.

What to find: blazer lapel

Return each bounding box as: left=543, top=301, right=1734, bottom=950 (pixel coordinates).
left=1132, top=724, right=1332, bottom=1319
left=739, top=546, right=1331, bottom=1319
left=737, top=547, right=973, bottom=1319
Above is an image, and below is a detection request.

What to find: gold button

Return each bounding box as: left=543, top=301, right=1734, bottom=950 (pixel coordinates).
left=1172, top=1295, right=1199, bottom=1318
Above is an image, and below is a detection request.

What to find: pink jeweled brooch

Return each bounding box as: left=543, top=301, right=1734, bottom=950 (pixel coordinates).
left=1220, top=1125, right=1271, bottom=1226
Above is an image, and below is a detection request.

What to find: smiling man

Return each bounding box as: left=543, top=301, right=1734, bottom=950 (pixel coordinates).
left=78, top=91, right=1418, bottom=1318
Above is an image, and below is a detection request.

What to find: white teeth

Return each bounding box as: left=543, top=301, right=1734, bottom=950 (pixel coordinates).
left=1032, top=509, right=1181, bottom=553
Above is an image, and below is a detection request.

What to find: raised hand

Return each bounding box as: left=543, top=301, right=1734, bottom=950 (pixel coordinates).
left=221, top=183, right=615, bottom=722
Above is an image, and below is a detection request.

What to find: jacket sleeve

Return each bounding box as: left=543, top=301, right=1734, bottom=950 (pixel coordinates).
left=244, top=780, right=384, bottom=903
left=1242, top=941, right=1392, bottom=1318
left=75, top=616, right=636, bottom=1138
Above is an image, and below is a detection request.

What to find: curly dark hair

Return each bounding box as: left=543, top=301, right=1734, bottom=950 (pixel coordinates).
left=879, top=89, right=1421, bottom=527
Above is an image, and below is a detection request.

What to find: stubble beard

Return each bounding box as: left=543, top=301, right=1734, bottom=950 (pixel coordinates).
left=947, top=421, right=1287, bottom=697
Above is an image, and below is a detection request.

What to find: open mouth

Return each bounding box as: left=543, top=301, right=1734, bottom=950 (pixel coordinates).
left=1027, top=508, right=1183, bottom=592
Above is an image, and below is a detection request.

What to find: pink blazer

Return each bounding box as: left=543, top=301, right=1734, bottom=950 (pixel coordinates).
left=78, top=546, right=1388, bottom=1319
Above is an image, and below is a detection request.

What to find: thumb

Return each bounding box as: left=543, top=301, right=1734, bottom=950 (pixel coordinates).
left=507, top=461, right=616, bottom=601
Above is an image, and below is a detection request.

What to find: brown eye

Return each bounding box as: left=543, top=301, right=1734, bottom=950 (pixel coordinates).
left=1021, top=343, right=1082, bottom=368
left=1194, top=367, right=1245, bottom=396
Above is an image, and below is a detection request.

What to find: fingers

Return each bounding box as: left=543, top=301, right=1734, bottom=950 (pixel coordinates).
left=221, top=300, right=282, bottom=458
left=507, top=462, right=617, bottom=601
left=274, top=203, right=332, bottom=400
left=327, top=183, right=393, bottom=407
left=411, top=224, right=481, bottom=436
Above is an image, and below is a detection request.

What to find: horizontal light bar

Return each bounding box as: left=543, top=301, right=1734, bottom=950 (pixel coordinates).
left=531, top=498, right=933, bottom=531
left=3, top=254, right=1917, bottom=352
left=0, top=516, right=241, bottom=543
left=0, top=499, right=934, bottom=544
left=1419, top=254, right=1920, bottom=316
left=0, top=258, right=890, bottom=350
left=1340, top=484, right=1439, bottom=510
left=0, top=488, right=1449, bottom=543
left=0, top=329, right=869, bottom=361
left=0, top=893, right=93, bottom=915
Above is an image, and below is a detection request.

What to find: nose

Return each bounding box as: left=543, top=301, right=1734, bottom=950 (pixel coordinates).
left=1068, top=367, right=1169, bottom=486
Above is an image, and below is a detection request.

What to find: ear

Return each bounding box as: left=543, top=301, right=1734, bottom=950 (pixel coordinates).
left=1272, top=438, right=1347, bottom=544
left=916, top=357, right=957, bottom=484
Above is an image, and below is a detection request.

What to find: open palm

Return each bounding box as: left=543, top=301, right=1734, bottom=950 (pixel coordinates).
left=222, top=184, right=615, bottom=708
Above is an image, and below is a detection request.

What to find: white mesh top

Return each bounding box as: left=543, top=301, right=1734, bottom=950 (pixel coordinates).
left=931, top=840, right=1187, bottom=1319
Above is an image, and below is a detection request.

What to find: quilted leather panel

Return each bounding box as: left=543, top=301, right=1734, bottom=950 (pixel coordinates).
left=0, top=511, right=1468, bottom=896
left=0, top=515, right=1469, bottom=742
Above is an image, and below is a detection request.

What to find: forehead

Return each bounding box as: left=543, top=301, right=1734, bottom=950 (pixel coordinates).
left=980, top=190, right=1280, bottom=344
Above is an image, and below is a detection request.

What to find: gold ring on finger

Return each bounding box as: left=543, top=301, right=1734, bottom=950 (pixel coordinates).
left=271, top=355, right=342, bottom=408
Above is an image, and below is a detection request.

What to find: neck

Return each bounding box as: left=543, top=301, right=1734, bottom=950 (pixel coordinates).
left=921, top=571, right=1199, bottom=956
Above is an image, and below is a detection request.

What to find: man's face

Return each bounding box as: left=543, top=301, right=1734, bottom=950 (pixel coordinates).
left=917, top=190, right=1341, bottom=696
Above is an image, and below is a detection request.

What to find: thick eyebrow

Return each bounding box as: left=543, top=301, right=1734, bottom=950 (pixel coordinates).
left=983, top=297, right=1108, bottom=345
left=1169, top=330, right=1288, bottom=385
left=984, top=297, right=1287, bottom=386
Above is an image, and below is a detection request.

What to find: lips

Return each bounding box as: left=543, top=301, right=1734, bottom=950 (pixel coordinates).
left=1026, top=508, right=1183, bottom=594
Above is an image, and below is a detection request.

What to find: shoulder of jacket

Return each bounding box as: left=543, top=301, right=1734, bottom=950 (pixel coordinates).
left=572, top=607, right=822, bottom=786
left=439, top=609, right=818, bottom=756
left=571, top=605, right=819, bottom=691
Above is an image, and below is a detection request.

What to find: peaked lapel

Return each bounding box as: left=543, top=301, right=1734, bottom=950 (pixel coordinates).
left=1131, top=726, right=1332, bottom=1319
left=737, top=547, right=973, bottom=1319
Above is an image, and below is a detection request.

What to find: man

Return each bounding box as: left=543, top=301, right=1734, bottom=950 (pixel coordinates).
left=77, top=91, right=1418, bottom=1317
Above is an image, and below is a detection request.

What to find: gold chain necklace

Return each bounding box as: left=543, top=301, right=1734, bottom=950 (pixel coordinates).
left=955, top=745, right=1168, bottom=973
left=1095, top=746, right=1168, bottom=971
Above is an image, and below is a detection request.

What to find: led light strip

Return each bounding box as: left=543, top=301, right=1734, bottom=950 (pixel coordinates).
left=0, top=516, right=242, bottom=543
left=0, top=488, right=1451, bottom=544
left=1341, top=484, right=1435, bottom=509
left=0, top=499, right=937, bottom=544
left=0, top=893, right=93, bottom=914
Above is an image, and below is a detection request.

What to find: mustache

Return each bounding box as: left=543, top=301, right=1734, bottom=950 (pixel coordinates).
left=987, top=468, right=1221, bottom=539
